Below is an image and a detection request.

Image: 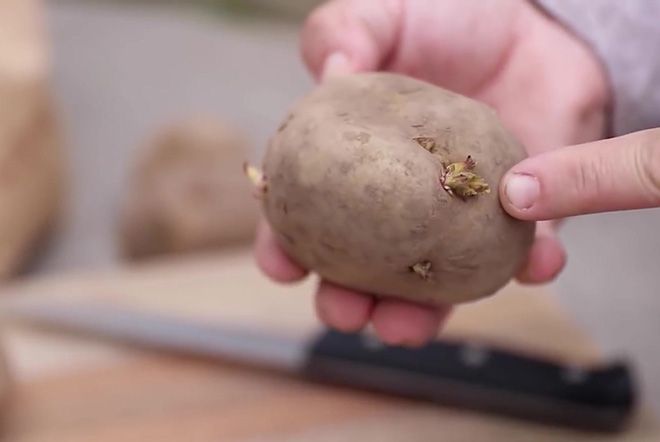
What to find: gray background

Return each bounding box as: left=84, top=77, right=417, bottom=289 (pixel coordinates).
left=34, top=1, right=660, bottom=412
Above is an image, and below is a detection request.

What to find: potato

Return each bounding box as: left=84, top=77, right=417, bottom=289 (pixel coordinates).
left=120, top=118, right=259, bottom=260
left=260, top=72, right=535, bottom=305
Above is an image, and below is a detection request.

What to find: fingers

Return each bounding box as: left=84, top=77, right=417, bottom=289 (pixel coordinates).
left=300, top=0, right=403, bottom=80
left=372, top=300, right=451, bottom=347
left=515, top=221, right=566, bottom=284
left=500, top=129, right=660, bottom=220
left=257, top=220, right=447, bottom=345
left=315, top=281, right=374, bottom=333
left=254, top=219, right=308, bottom=283
left=314, top=280, right=450, bottom=347
left=320, top=51, right=354, bottom=80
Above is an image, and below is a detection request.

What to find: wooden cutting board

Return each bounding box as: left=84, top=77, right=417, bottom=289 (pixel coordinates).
left=1, top=249, right=658, bottom=441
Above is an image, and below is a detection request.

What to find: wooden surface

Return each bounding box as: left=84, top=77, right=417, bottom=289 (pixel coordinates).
left=0, top=249, right=659, bottom=441
left=0, top=0, right=62, bottom=278
left=0, top=0, right=62, bottom=417
left=0, top=345, right=9, bottom=415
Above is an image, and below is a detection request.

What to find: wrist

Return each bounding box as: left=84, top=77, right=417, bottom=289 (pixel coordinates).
left=518, top=0, right=612, bottom=146
left=524, top=0, right=613, bottom=140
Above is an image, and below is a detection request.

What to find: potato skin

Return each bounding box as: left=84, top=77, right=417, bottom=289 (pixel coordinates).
left=263, top=72, right=535, bottom=305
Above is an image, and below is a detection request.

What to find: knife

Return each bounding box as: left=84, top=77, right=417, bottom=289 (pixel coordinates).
left=0, top=298, right=637, bottom=432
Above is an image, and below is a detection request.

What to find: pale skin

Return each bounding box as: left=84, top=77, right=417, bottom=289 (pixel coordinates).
left=254, top=0, right=660, bottom=347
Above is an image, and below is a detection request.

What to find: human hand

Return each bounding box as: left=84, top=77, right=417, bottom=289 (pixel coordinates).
left=256, top=0, right=610, bottom=346
left=500, top=129, right=660, bottom=220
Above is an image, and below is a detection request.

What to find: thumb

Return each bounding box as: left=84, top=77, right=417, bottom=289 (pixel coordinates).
left=500, top=129, right=660, bottom=220
left=300, top=0, right=403, bottom=81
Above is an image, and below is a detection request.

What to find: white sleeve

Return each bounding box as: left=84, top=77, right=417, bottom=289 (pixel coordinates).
left=535, top=0, right=660, bottom=136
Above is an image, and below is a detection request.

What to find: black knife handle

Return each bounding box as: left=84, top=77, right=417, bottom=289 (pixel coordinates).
left=302, top=330, right=637, bottom=432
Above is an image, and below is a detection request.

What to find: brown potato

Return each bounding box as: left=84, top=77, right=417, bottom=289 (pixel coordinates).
left=261, top=72, right=535, bottom=305
left=120, top=118, right=258, bottom=260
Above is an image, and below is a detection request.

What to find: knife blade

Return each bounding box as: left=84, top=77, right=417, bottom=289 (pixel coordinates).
left=0, top=297, right=637, bottom=432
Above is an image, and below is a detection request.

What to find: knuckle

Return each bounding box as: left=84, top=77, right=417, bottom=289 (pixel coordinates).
left=300, top=21, right=319, bottom=51
left=635, top=129, right=660, bottom=202
left=572, top=152, right=608, bottom=200
left=303, top=0, right=345, bottom=39
left=302, top=4, right=327, bottom=34
left=300, top=1, right=344, bottom=67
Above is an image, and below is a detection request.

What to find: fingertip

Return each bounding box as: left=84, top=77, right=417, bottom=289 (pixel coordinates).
left=516, top=234, right=567, bottom=284
left=499, top=172, right=541, bottom=220
left=372, top=300, right=450, bottom=348
left=315, top=281, right=374, bottom=333
left=255, top=220, right=308, bottom=283
left=320, top=51, right=354, bottom=81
